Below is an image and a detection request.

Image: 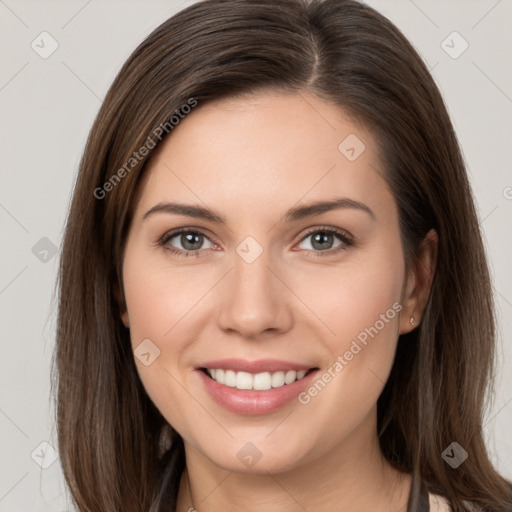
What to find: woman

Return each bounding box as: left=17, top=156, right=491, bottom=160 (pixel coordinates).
left=52, top=0, right=512, bottom=511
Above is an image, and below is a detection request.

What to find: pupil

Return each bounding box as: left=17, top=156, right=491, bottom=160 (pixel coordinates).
left=183, top=233, right=201, bottom=250
left=313, top=232, right=332, bottom=250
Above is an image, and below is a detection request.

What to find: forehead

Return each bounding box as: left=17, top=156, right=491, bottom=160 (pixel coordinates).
left=133, top=91, right=392, bottom=223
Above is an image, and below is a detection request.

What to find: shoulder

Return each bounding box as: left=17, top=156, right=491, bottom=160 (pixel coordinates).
left=429, top=492, right=482, bottom=512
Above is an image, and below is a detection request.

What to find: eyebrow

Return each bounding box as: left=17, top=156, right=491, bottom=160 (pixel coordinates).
left=142, top=197, right=376, bottom=224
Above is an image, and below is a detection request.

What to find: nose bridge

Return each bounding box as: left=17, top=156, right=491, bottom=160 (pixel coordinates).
left=234, top=243, right=273, bottom=293
left=217, top=237, right=291, bottom=337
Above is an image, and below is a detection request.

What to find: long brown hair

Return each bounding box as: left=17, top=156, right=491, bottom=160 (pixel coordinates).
left=51, top=0, right=512, bottom=511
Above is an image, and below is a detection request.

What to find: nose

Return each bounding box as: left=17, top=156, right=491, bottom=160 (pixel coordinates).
left=216, top=249, right=293, bottom=339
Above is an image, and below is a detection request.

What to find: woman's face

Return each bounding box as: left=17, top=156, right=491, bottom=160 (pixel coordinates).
left=121, top=91, right=423, bottom=474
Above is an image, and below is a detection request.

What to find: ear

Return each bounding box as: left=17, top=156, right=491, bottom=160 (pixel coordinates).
left=114, top=280, right=130, bottom=328
left=399, top=228, right=438, bottom=334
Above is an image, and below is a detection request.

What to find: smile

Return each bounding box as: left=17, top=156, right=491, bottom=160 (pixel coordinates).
left=196, top=359, right=319, bottom=415
left=203, top=368, right=310, bottom=391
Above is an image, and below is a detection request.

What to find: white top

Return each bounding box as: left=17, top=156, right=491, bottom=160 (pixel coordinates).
left=429, top=493, right=451, bottom=511
left=429, top=492, right=480, bottom=511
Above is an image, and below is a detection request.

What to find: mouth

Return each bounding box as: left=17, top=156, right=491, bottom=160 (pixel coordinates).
left=200, top=367, right=315, bottom=391
left=195, top=359, right=320, bottom=415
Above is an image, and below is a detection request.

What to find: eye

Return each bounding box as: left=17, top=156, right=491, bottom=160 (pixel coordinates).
left=296, top=227, right=353, bottom=257
left=158, top=226, right=354, bottom=259
left=159, top=229, right=216, bottom=258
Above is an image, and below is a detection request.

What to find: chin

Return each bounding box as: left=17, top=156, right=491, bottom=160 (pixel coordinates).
left=196, top=434, right=313, bottom=475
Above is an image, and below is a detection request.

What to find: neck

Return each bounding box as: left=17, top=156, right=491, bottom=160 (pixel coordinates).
left=176, top=411, right=412, bottom=512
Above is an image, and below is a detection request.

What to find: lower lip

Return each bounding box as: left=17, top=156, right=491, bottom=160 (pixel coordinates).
left=197, top=369, right=319, bottom=415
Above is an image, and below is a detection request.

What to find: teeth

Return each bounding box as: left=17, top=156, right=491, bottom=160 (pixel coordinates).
left=225, top=370, right=236, bottom=387
left=284, top=370, right=296, bottom=384
left=206, top=368, right=310, bottom=390
left=271, top=371, right=285, bottom=388
left=253, top=372, right=272, bottom=390
left=236, top=371, right=253, bottom=389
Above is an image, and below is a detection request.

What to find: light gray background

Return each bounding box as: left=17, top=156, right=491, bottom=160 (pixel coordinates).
left=0, top=1, right=511, bottom=510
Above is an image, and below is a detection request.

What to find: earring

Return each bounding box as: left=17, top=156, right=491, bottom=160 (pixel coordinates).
left=410, top=316, right=415, bottom=326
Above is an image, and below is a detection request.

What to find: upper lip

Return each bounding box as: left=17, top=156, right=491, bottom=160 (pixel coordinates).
left=198, top=358, right=316, bottom=373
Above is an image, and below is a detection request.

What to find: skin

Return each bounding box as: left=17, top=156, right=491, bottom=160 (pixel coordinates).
left=120, top=90, right=438, bottom=512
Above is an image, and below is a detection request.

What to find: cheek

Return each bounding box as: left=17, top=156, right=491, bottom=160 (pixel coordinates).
left=293, top=240, right=404, bottom=435
left=290, top=237, right=404, bottom=350
left=121, top=247, right=219, bottom=432
left=122, top=248, right=212, bottom=350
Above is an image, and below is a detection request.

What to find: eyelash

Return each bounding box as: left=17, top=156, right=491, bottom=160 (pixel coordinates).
left=158, top=226, right=354, bottom=259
